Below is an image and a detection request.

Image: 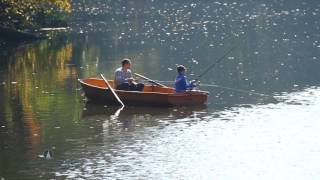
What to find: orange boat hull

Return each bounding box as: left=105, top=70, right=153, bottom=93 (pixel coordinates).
left=78, top=78, right=208, bottom=106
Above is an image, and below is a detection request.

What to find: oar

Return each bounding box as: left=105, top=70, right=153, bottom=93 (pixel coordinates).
left=100, top=74, right=125, bottom=107
left=134, top=73, right=167, bottom=87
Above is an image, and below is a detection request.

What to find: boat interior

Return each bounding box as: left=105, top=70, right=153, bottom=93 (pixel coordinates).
left=81, top=78, right=175, bottom=93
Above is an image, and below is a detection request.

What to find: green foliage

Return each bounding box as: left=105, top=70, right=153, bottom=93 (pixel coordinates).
left=0, top=0, right=71, bottom=30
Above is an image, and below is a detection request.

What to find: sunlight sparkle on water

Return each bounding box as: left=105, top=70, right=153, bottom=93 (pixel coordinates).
left=56, top=87, right=320, bottom=179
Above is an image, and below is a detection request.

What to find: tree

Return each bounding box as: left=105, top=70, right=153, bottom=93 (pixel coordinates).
left=0, top=0, right=71, bottom=30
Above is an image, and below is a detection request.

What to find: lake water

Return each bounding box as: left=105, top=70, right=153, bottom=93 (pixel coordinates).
left=0, top=0, right=320, bottom=179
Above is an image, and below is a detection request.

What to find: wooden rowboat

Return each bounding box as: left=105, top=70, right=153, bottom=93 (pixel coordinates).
left=78, top=78, right=209, bottom=106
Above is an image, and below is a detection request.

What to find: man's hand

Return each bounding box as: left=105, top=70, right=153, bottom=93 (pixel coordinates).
left=127, top=78, right=134, bottom=84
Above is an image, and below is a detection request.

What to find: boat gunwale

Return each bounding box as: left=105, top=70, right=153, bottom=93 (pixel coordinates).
left=78, top=78, right=172, bottom=95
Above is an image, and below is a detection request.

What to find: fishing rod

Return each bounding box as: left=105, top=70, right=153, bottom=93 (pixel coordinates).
left=136, top=45, right=238, bottom=86
left=196, top=45, right=238, bottom=81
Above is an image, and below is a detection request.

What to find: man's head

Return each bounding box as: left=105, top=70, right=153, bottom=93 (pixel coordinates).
left=121, top=58, right=131, bottom=69
left=177, top=65, right=186, bottom=74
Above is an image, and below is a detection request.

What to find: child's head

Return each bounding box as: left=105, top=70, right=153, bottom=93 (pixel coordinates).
left=177, top=65, right=186, bottom=74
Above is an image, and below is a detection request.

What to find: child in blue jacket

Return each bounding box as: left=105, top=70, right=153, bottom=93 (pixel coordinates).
left=175, top=65, right=197, bottom=92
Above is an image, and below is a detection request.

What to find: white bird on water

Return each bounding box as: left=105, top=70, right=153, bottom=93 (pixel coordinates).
left=43, top=149, right=53, bottom=160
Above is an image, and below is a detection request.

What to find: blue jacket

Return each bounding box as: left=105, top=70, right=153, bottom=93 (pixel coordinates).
left=174, top=73, right=195, bottom=92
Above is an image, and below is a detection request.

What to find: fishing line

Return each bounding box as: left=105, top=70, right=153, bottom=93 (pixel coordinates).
left=152, top=80, right=275, bottom=98
left=199, top=83, right=275, bottom=98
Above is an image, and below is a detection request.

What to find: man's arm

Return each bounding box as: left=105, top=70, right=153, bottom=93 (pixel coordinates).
left=127, top=70, right=134, bottom=83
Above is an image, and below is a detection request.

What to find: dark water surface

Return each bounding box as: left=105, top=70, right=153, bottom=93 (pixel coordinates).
left=1, top=1, right=320, bottom=179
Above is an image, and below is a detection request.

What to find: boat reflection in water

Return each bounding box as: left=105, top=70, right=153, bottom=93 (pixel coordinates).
left=81, top=102, right=208, bottom=136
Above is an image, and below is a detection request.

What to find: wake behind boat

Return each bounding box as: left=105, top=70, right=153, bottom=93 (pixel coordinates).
left=78, top=77, right=209, bottom=106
